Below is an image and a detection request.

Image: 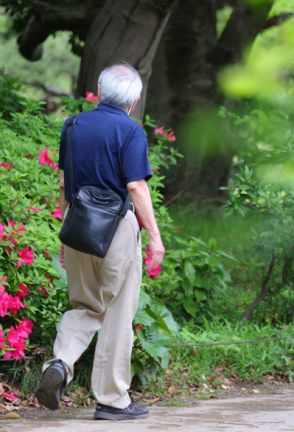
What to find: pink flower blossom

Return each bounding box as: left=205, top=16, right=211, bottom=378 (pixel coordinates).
left=164, top=131, right=176, bottom=141
left=0, top=161, right=13, bottom=170
left=0, top=291, right=25, bottom=316
left=85, top=92, right=99, bottom=103
left=144, top=246, right=162, bottom=278
left=17, top=246, right=34, bottom=266
left=38, top=148, right=58, bottom=170
left=51, top=206, right=63, bottom=220
left=38, top=147, right=50, bottom=165
left=154, top=126, right=164, bottom=135
left=17, top=283, right=29, bottom=298
left=3, top=332, right=26, bottom=360
left=3, top=393, right=17, bottom=400
left=0, top=291, right=10, bottom=316
left=0, top=224, right=5, bottom=238
left=154, top=126, right=176, bottom=142
left=7, top=295, right=26, bottom=315
left=16, top=318, right=33, bottom=338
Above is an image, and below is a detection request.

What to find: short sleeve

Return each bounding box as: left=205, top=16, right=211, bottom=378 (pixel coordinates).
left=58, top=117, right=73, bottom=170
left=120, top=127, right=152, bottom=184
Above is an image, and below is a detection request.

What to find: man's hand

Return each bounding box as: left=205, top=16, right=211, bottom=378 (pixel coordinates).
left=148, top=235, right=165, bottom=269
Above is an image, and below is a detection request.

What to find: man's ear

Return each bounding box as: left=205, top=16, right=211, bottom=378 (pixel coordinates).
left=97, top=84, right=101, bottom=102
left=130, top=98, right=140, bottom=114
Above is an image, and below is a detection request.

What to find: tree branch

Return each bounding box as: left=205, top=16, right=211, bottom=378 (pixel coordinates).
left=212, top=1, right=272, bottom=68
left=264, top=13, right=294, bottom=29
left=241, top=254, right=275, bottom=322
left=17, top=0, right=104, bottom=61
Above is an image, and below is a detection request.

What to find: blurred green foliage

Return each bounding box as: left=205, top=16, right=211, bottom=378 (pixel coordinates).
left=220, top=17, right=294, bottom=105
left=0, top=13, right=79, bottom=93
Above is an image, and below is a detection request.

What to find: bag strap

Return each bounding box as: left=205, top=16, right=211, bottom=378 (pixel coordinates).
left=65, top=115, right=131, bottom=214
left=65, top=115, right=77, bottom=201
left=121, top=192, right=131, bottom=218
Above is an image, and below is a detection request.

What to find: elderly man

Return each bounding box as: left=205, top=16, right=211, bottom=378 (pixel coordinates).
left=36, top=63, right=164, bottom=420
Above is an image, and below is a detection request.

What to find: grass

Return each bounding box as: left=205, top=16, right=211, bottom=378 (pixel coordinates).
left=143, top=320, right=294, bottom=400
left=168, top=203, right=273, bottom=319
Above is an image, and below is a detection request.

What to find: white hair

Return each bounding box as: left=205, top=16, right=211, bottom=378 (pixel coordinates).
left=98, top=63, right=142, bottom=110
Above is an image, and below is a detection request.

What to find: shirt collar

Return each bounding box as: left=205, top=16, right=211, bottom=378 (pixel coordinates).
left=95, top=102, right=129, bottom=117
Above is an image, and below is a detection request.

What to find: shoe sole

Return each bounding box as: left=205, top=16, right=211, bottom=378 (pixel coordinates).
left=94, top=411, right=149, bottom=421
left=36, top=367, right=64, bottom=410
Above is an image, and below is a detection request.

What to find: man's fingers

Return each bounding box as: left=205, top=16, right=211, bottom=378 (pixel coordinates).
left=148, top=250, right=165, bottom=269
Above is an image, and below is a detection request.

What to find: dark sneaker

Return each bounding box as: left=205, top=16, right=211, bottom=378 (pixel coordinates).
left=36, top=359, right=67, bottom=410
left=94, top=402, right=149, bottom=420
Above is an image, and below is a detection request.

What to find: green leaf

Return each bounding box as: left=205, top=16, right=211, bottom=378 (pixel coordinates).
left=184, top=262, right=196, bottom=285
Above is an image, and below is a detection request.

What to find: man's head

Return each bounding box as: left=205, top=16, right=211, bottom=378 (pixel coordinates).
left=97, top=63, right=142, bottom=114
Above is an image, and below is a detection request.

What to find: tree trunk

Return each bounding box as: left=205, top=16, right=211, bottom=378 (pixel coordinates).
left=76, top=0, right=175, bottom=120
left=147, top=0, right=272, bottom=200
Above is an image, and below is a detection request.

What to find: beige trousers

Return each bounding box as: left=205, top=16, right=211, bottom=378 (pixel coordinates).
left=43, top=210, right=142, bottom=409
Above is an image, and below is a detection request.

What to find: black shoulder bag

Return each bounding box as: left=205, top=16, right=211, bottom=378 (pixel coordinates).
left=59, top=116, right=130, bottom=258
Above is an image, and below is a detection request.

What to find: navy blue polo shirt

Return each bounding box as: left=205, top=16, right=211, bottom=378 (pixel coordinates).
left=58, top=103, right=152, bottom=201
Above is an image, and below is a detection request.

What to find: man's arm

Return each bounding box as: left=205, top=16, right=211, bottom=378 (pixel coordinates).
left=59, top=170, right=68, bottom=216
left=127, top=179, right=164, bottom=269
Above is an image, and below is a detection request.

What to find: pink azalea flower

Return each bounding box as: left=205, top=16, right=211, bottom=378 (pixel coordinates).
left=0, top=224, right=5, bottom=238
left=0, top=291, right=25, bottom=316
left=85, top=92, right=99, bottom=103
left=144, top=246, right=162, bottom=278
left=165, top=131, right=176, bottom=142
left=51, top=206, right=63, bottom=220
left=3, top=393, right=17, bottom=400
left=7, top=220, right=15, bottom=228
left=154, top=126, right=176, bottom=142
left=7, top=295, right=26, bottom=315
left=16, top=318, right=33, bottom=339
left=0, top=291, right=10, bottom=316
left=38, top=148, right=58, bottom=170
left=17, top=246, right=34, bottom=266
left=0, top=285, right=5, bottom=293
left=6, top=326, right=20, bottom=344
left=0, top=161, right=13, bottom=170
left=17, top=283, right=29, bottom=298
left=38, top=147, right=50, bottom=165
left=3, top=335, right=26, bottom=360
left=154, top=126, right=164, bottom=135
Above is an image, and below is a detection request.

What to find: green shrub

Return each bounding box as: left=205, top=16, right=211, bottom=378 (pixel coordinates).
left=221, top=105, right=294, bottom=323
